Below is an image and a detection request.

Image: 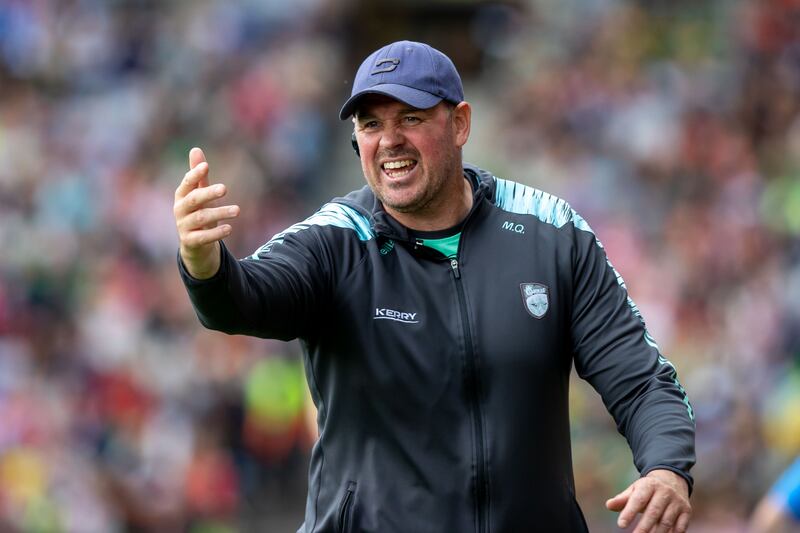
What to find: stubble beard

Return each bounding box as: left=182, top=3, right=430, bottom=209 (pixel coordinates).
left=372, top=134, right=462, bottom=217
left=384, top=149, right=460, bottom=216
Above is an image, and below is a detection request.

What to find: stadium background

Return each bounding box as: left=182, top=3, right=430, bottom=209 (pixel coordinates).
left=1, top=0, right=799, bottom=531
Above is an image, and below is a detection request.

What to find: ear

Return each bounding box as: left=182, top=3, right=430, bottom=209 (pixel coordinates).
left=452, top=101, right=471, bottom=148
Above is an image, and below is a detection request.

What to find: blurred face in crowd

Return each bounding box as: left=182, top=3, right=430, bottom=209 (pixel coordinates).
left=353, top=95, right=471, bottom=224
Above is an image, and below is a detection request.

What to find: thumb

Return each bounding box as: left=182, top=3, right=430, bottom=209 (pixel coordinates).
left=189, top=147, right=206, bottom=170
left=606, top=484, right=634, bottom=511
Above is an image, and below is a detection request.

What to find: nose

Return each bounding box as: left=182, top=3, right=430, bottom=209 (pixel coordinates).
left=379, top=123, right=406, bottom=150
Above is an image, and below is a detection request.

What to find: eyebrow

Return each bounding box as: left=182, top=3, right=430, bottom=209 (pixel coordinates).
left=355, top=106, right=428, bottom=121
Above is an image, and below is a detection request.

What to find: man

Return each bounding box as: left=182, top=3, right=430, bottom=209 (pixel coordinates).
left=175, top=40, right=695, bottom=532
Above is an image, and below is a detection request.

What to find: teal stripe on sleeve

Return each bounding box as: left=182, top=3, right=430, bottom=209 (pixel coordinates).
left=251, top=203, right=374, bottom=258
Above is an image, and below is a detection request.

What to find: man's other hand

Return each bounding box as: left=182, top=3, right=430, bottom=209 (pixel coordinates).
left=606, top=469, right=691, bottom=532
left=174, top=147, right=240, bottom=279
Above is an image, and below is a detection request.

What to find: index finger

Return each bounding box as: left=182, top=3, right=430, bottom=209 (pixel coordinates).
left=175, top=162, right=209, bottom=200
left=189, top=147, right=206, bottom=170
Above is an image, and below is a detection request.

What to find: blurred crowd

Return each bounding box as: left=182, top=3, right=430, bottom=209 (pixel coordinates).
left=0, top=0, right=799, bottom=531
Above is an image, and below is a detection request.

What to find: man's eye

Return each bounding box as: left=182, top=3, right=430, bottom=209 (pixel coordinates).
left=363, top=121, right=379, bottom=130
left=403, top=116, right=421, bottom=124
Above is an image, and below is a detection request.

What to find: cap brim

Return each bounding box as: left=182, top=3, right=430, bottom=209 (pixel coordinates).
left=339, top=84, right=443, bottom=120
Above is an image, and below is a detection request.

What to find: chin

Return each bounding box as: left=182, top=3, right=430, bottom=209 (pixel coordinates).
left=376, top=186, right=414, bottom=206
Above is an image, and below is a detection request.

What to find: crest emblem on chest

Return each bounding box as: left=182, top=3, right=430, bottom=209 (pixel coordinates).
left=520, top=283, right=549, bottom=319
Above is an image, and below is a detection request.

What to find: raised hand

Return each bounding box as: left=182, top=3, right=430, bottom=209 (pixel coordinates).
left=174, top=147, right=240, bottom=279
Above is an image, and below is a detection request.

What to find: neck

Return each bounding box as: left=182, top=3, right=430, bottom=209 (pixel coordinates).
left=386, top=175, right=474, bottom=231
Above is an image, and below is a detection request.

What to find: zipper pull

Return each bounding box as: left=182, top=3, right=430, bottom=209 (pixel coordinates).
left=450, top=258, right=461, bottom=279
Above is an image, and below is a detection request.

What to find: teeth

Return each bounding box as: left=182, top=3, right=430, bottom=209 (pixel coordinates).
left=383, top=160, right=414, bottom=170
left=386, top=168, right=412, bottom=178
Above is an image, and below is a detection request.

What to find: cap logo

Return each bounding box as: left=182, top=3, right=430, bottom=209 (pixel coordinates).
left=371, top=58, right=400, bottom=75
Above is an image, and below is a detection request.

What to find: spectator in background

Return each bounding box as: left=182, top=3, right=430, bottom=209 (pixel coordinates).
left=750, top=456, right=800, bottom=532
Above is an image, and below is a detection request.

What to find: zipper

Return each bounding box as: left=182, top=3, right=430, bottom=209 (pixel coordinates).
left=450, top=257, right=488, bottom=533
left=450, top=258, right=461, bottom=279
left=337, top=481, right=356, bottom=533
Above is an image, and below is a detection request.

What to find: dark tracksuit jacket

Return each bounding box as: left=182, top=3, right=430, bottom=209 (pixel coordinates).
left=179, top=164, right=696, bottom=533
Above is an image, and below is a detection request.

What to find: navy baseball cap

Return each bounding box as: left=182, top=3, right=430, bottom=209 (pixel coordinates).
left=339, top=40, right=464, bottom=120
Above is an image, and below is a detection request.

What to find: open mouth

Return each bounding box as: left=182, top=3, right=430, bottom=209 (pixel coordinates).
left=382, top=159, right=417, bottom=178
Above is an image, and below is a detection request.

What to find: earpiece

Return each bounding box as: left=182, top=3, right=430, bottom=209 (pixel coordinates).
left=351, top=132, right=360, bottom=157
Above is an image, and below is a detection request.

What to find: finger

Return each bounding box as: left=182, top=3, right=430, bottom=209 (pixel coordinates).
left=183, top=225, right=233, bottom=248
left=652, top=502, right=681, bottom=533
left=189, top=147, right=209, bottom=188
left=674, top=512, right=691, bottom=533
left=189, top=147, right=206, bottom=170
left=618, top=483, right=655, bottom=529
left=179, top=205, right=240, bottom=232
left=175, top=162, right=210, bottom=200
left=606, top=485, right=634, bottom=511
left=631, top=491, right=671, bottom=533
left=175, top=183, right=227, bottom=217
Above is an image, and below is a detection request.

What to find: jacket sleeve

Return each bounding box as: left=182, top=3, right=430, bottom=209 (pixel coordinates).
left=568, top=219, right=696, bottom=491
left=178, top=226, right=333, bottom=341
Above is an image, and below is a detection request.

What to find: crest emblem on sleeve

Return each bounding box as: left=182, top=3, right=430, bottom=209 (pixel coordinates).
left=520, top=283, right=549, bottom=319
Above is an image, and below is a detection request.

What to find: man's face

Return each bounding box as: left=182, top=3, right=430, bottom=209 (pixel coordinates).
left=353, top=95, right=470, bottom=219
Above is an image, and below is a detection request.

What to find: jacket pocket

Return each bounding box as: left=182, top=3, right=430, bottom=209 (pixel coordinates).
left=337, top=480, right=357, bottom=533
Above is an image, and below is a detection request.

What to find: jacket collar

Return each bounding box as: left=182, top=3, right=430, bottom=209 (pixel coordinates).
left=370, top=165, right=492, bottom=242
